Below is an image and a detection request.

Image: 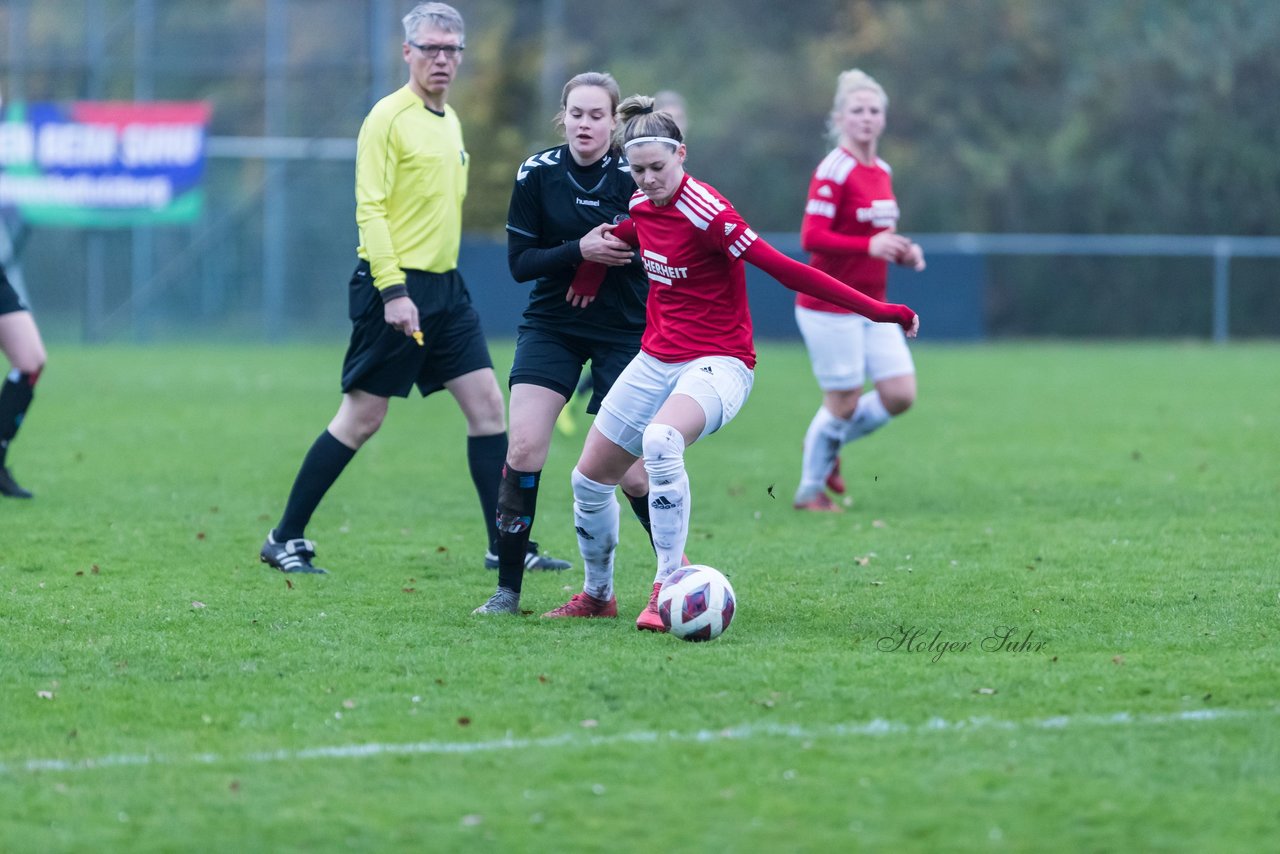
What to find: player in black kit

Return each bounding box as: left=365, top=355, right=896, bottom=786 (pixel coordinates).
left=473, top=72, right=653, bottom=615
left=0, top=261, right=47, bottom=499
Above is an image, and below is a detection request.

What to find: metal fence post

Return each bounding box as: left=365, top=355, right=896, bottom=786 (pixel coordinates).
left=1212, top=238, right=1231, bottom=344
left=262, top=0, right=289, bottom=341
left=131, top=0, right=156, bottom=343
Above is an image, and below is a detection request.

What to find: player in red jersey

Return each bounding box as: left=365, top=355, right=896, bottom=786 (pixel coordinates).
left=792, top=69, right=927, bottom=512
left=544, top=94, right=919, bottom=630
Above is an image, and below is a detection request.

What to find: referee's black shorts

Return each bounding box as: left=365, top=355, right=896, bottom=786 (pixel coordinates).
left=0, top=265, right=31, bottom=316
left=509, top=324, right=642, bottom=415
left=340, top=261, right=494, bottom=398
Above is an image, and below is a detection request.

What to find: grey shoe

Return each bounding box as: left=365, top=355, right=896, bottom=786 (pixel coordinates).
left=472, top=587, right=520, bottom=615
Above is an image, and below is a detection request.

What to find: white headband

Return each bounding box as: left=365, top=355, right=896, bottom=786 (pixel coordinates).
left=624, top=136, right=681, bottom=150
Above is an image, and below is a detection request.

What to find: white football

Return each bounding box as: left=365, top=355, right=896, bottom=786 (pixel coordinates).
left=658, top=564, right=736, bottom=641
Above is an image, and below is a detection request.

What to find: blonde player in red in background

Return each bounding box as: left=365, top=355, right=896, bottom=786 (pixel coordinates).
left=792, top=69, right=927, bottom=512
left=549, top=94, right=918, bottom=631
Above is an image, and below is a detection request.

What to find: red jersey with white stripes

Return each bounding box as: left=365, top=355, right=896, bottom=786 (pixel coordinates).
left=627, top=174, right=761, bottom=368
left=798, top=148, right=898, bottom=311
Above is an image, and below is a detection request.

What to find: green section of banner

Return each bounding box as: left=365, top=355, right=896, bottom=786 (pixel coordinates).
left=15, top=189, right=204, bottom=226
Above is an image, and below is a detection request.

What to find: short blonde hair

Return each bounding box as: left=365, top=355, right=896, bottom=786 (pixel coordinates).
left=828, top=69, right=888, bottom=141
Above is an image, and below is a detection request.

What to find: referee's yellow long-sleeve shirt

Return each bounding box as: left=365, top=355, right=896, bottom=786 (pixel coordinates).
left=355, top=85, right=469, bottom=295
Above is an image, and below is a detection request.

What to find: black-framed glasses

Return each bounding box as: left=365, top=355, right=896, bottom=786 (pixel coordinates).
left=409, top=42, right=464, bottom=60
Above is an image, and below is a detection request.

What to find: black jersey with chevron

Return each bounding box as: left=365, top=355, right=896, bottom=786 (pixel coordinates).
left=505, top=144, right=647, bottom=340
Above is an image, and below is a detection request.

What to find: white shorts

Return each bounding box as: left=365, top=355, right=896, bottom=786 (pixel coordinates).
left=795, top=305, right=915, bottom=391
left=595, top=351, right=755, bottom=457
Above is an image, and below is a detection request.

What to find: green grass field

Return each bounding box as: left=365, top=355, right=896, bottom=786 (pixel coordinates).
left=1, top=341, right=1277, bottom=852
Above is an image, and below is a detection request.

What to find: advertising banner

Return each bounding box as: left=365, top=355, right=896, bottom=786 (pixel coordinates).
left=0, top=100, right=211, bottom=226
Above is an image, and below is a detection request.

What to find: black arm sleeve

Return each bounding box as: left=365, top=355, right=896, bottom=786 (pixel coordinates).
left=506, top=229, right=584, bottom=283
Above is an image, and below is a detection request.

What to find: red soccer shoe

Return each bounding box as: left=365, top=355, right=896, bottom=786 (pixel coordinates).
left=542, top=592, right=618, bottom=618
left=635, top=582, right=666, bottom=632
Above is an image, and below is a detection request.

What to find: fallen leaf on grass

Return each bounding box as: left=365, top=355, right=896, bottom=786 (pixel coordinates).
left=457, top=716, right=471, bottom=726
left=975, top=687, right=997, bottom=695
left=37, top=691, right=54, bottom=700
left=196, top=532, right=206, bottom=541
left=284, top=578, right=293, bottom=589
left=191, top=601, right=206, bottom=609
left=853, top=556, right=871, bottom=567
left=91, top=565, right=100, bottom=575
left=538, top=674, right=548, bottom=684
left=1112, top=655, right=1125, bottom=666
left=402, top=588, right=416, bottom=594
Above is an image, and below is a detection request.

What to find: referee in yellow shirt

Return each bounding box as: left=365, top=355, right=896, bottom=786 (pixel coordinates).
left=260, top=2, right=569, bottom=575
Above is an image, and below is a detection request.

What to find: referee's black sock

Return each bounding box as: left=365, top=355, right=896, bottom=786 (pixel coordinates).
left=0, top=369, right=37, bottom=468
left=496, top=465, right=541, bottom=594
left=626, top=491, right=657, bottom=554
left=468, top=432, right=508, bottom=555
left=274, top=430, right=356, bottom=541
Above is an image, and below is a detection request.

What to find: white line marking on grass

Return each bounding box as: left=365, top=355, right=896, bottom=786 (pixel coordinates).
left=4, top=707, right=1275, bottom=776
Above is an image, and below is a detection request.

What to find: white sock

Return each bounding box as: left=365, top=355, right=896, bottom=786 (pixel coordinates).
left=571, top=467, right=619, bottom=601
left=797, top=405, right=845, bottom=498
left=642, top=424, right=690, bottom=586
left=844, top=389, right=892, bottom=442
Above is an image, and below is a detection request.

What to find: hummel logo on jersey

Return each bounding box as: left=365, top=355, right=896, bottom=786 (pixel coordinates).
left=724, top=222, right=736, bottom=236
left=576, top=197, right=600, bottom=207
left=650, top=496, right=680, bottom=511
left=700, top=366, right=714, bottom=375
left=516, top=149, right=560, bottom=181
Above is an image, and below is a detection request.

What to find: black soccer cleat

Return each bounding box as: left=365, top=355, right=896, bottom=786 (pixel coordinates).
left=260, top=532, right=327, bottom=574
left=0, top=466, right=32, bottom=499
left=483, top=541, right=572, bottom=572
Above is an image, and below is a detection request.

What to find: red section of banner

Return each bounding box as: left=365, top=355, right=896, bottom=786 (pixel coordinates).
left=69, top=101, right=213, bottom=128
